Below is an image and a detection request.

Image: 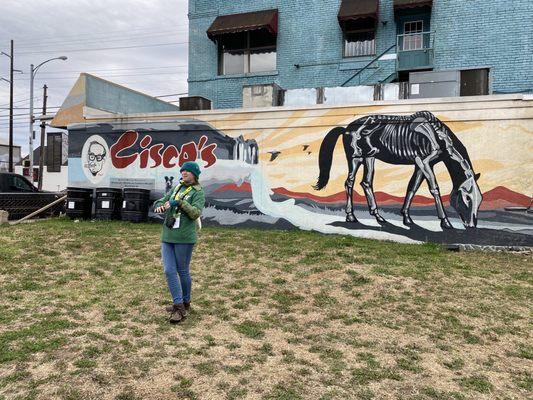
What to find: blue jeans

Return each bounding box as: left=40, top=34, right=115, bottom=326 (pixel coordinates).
left=161, top=242, right=194, bottom=305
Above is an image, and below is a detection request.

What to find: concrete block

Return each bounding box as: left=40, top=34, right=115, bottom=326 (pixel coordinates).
left=0, top=210, right=8, bottom=224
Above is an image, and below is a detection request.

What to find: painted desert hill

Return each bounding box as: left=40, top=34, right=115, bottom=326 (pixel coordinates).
left=214, top=183, right=531, bottom=211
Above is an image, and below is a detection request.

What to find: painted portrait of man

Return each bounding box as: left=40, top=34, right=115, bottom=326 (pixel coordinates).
left=81, top=135, right=110, bottom=184
left=87, top=141, right=107, bottom=177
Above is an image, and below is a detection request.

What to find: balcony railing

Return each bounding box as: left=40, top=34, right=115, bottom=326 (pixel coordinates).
left=396, top=31, right=435, bottom=71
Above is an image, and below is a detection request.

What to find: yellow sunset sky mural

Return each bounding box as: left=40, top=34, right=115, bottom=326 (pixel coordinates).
left=185, top=99, right=532, bottom=199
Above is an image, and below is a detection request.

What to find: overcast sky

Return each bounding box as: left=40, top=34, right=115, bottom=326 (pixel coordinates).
left=0, top=0, right=189, bottom=155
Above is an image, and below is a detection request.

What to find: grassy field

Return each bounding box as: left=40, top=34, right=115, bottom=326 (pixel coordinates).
left=0, top=218, right=531, bottom=400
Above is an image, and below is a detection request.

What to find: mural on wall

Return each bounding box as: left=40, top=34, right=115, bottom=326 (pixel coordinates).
left=81, top=135, right=110, bottom=183
left=164, top=176, right=175, bottom=193
left=314, top=112, right=482, bottom=230
left=68, top=100, right=532, bottom=247
left=68, top=120, right=259, bottom=196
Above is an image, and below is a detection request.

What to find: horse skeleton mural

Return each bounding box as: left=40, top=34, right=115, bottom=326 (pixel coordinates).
left=314, top=112, right=483, bottom=229
left=66, top=100, right=532, bottom=247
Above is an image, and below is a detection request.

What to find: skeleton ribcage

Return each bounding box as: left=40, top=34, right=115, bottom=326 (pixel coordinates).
left=377, top=122, right=433, bottom=161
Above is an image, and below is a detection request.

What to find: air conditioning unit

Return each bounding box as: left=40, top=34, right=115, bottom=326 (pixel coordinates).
left=242, top=84, right=284, bottom=108
left=179, top=96, right=212, bottom=111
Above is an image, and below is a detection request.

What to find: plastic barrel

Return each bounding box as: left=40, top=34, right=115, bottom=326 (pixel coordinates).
left=66, top=187, right=93, bottom=220
left=121, top=188, right=151, bottom=223
left=94, top=188, right=122, bottom=220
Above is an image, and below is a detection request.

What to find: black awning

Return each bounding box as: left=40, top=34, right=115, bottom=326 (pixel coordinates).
left=394, top=0, right=433, bottom=11
left=338, top=0, right=379, bottom=22
left=207, top=9, right=278, bottom=41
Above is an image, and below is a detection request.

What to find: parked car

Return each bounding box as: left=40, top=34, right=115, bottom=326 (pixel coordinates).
left=0, top=172, right=65, bottom=220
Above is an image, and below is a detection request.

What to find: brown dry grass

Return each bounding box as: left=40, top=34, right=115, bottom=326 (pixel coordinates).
left=0, top=219, right=531, bottom=400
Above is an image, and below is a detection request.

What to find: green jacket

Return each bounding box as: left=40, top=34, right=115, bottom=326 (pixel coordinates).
left=153, top=182, right=205, bottom=244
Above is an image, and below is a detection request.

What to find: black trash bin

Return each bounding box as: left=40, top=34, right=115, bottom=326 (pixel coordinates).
left=66, top=187, right=93, bottom=220
left=121, top=188, right=151, bottom=223
left=94, top=188, right=122, bottom=220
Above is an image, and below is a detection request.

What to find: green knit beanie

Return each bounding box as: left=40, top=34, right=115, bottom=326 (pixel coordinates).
left=180, top=161, right=201, bottom=179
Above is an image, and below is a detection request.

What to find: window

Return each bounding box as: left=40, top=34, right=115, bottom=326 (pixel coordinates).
left=46, top=132, right=63, bottom=173
left=218, top=30, right=276, bottom=75
left=403, top=21, right=423, bottom=50
left=8, top=175, right=34, bottom=192
left=343, top=18, right=376, bottom=58
left=344, top=30, right=376, bottom=57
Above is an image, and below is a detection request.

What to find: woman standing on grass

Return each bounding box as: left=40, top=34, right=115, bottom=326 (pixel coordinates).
left=153, top=161, right=205, bottom=323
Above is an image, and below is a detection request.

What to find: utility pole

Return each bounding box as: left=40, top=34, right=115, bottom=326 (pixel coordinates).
left=38, top=84, right=47, bottom=191
left=1, top=40, right=15, bottom=172
left=8, top=40, right=13, bottom=172
left=28, top=56, right=67, bottom=186
left=29, top=63, right=35, bottom=183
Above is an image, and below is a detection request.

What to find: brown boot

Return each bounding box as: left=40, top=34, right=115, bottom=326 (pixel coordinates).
left=166, top=302, right=190, bottom=313
left=166, top=303, right=190, bottom=314
left=169, top=303, right=186, bottom=324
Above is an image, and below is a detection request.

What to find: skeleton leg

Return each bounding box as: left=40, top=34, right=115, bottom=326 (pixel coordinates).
left=401, top=167, right=424, bottom=225
left=345, top=157, right=362, bottom=222
left=349, top=130, right=363, bottom=158
left=363, top=135, right=379, bottom=156
left=354, top=117, right=379, bottom=156
left=411, top=120, right=453, bottom=229
left=360, top=157, right=385, bottom=223
left=414, top=154, right=453, bottom=229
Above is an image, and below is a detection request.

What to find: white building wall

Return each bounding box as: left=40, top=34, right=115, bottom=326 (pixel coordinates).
left=14, top=165, right=68, bottom=191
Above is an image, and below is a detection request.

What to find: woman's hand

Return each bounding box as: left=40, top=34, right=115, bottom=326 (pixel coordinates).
left=154, top=201, right=171, bottom=213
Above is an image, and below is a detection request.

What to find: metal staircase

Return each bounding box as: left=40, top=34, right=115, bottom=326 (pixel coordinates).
left=341, top=44, right=397, bottom=87
left=341, top=31, right=436, bottom=87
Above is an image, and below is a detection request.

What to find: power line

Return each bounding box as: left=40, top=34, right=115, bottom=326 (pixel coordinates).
left=5, top=80, right=187, bottom=91
left=4, top=25, right=184, bottom=46
left=17, top=41, right=188, bottom=55
left=15, top=71, right=188, bottom=81
left=0, top=114, right=36, bottom=118
left=12, top=30, right=189, bottom=50
left=1, top=94, right=185, bottom=113
left=0, top=112, right=36, bottom=117
left=0, top=98, right=32, bottom=107
left=0, top=116, right=55, bottom=120
left=13, top=36, right=189, bottom=54
left=0, top=110, right=61, bottom=118
left=35, top=65, right=188, bottom=75
left=154, top=92, right=188, bottom=98
left=0, top=106, right=61, bottom=110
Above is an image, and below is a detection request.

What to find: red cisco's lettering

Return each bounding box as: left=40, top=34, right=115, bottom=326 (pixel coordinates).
left=110, top=130, right=217, bottom=169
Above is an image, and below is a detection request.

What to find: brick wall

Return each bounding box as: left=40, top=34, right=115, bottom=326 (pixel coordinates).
left=432, top=0, right=533, bottom=94
left=188, top=0, right=533, bottom=108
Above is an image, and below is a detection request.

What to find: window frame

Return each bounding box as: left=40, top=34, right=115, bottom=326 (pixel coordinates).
left=218, top=31, right=277, bottom=76
left=46, top=132, right=63, bottom=173
left=343, top=27, right=377, bottom=58
left=402, top=20, right=424, bottom=51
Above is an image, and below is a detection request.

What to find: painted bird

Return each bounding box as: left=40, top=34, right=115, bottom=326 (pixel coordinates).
left=268, top=151, right=281, bottom=161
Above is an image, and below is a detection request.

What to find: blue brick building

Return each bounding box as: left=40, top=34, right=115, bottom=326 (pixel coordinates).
left=188, top=0, right=533, bottom=109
